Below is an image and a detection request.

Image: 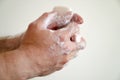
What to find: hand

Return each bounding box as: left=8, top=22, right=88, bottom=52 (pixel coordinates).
left=18, top=11, right=85, bottom=78
left=0, top=11, right=85, bottom=80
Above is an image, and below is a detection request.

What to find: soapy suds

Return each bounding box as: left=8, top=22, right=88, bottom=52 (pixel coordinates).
left=74, top=31, right=81, bottom=43
left=48, top=6, right=74, bottom=54
left=53, top=6, right=73, bottom=27
left=49, top=34, right=71, bottom=55
left=46, top=6, right=73, bottom=30
left=49, top=6, right=85, bottom=55
left=53, top=6, right=72, bottom=15
left=55, top=36, right=71, bottom=54
left=43, top=12, right=57, bottom=28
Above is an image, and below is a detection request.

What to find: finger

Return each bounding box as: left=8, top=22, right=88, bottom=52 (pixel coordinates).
left=55, top=55, right=68, bottom=70
left=63, top=36, right=86, bottom=53
left=35, top=11, right=57, bottom=29
left=63, top=37, right=86, bottom=61
left=47, top=22, right=58, bottom=30
left=55, top=11, right=73, bottom=27
left=71, top=13, right=83, bottom=24
left=57, top=22, right=80, bottom=39
left=47, top=11, right=73, bottom=30
left=61, top=42, right=78, bottom=61
left=70, top=32, right=86, bottom=50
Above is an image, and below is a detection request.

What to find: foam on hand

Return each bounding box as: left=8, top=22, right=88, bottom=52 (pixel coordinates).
left=52, top=6, right=73, bottom=27
left=53, top=6, right=72, bottom=15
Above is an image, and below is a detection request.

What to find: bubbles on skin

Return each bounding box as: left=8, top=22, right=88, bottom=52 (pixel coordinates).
left=74, top=30, right=82, bottom=43
left=54, top=13, right=73, bottom=27
left=53, top=6, right=72, bottom=15
left=48, top=6, right=73, bottom=29
left=49, top=23, right=83, bottom=55
left=78, top=37, right=86, bottom=50
left=48, top=6, right=86, bottom=56
left=53, top=6, right=73, bottom=21
left=49, top=34, right=71, bottom=55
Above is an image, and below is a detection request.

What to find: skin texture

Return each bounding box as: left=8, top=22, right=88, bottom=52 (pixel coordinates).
left=0, top=11, right=85, bottom=80
left=0, top=34, right=23, bottom=53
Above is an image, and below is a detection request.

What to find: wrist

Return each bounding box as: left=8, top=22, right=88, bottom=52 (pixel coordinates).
left=2, top=46, right=45, bottom=79
left=18, top=45, right=56, bottom=77
left=0, top=48, right=34, bottom=80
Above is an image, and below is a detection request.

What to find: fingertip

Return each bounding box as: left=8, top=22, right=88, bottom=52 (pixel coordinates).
left=71, top=13, right=83, bottom=24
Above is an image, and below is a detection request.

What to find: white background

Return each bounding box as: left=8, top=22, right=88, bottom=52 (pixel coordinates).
left=0, top=0, right=120, bottom=80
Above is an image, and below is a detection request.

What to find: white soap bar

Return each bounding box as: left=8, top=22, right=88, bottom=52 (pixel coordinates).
left=53, top=6, right=72, bottom=15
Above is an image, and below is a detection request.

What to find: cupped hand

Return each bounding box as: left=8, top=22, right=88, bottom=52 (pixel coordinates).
left=19, top=11, right=85, bottom=77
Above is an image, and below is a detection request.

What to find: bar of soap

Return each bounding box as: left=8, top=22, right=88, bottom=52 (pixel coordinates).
left=53, top=6, right=72, bottom=15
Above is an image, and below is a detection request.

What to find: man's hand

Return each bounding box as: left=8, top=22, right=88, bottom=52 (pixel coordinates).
left=0, top=11, right=85, bottom=80
left=19, top=11, right=85, bottom=77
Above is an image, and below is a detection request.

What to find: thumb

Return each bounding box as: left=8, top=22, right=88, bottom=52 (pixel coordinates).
left=57, top=22, right=80, bottom=39
left=35, top=11, right=57, bottom=29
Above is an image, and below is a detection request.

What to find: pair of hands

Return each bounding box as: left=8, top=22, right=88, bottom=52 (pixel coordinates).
left=0, top=11, right=86, bottom=80
left=20, top=11, right=85, bottom=77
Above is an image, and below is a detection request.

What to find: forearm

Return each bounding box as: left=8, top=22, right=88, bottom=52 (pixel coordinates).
left=0, top=34, right=23, bottom=53
left=0, top=53, right=9, bottom=80
left=0, top=49, right=32, bottom=80
left=0, top=46, right=45, bottom=80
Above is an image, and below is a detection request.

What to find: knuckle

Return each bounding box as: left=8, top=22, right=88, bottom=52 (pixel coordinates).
left=42, top=12, right=49, bottom=17
left=59, top=35, right=65, bottom=42
left=61, top=58, right=68, bottom=65
left=28, top=22, right=41, bottom=31
left=29, top=22, right=35, bottom=27
left=28, top=22, right=35, bottom=29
